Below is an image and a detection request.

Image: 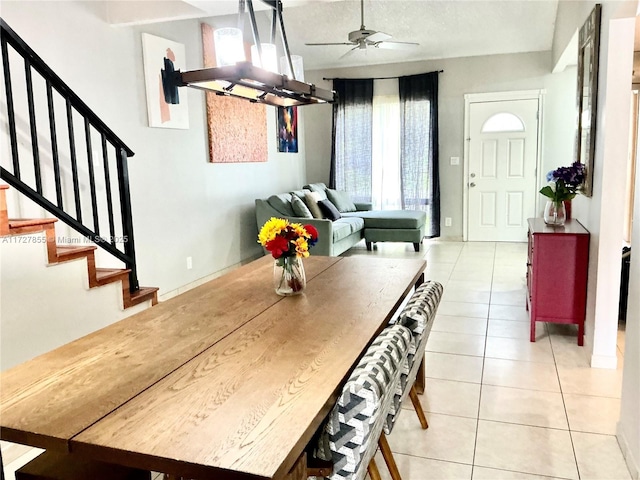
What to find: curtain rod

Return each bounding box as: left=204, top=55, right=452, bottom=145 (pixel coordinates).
left=323, top=70, right=443, bottom=81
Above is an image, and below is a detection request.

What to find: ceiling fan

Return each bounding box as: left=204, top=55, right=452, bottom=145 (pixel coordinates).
left=305, top=0, right=419, bottom=58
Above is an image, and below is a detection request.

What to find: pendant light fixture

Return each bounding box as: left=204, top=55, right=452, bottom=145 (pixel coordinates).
left=162, top=0, right=335, bottom=107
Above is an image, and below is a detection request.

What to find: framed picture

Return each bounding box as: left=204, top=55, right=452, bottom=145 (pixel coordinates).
left=201, top=23, right=267, bottom=163
left=141, top=33, right=189, bottom=129
left=277, top=106, right=298, bottom=153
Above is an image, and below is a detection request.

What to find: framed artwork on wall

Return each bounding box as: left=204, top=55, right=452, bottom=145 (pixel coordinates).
left=201, top=23, right=267, bottom=163
left=277, top=106, right=298, bottom=153
left=141, top=33, right=189, bottom=129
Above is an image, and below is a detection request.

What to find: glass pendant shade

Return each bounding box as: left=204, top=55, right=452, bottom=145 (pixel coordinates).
left=251, top=43, right=278, bottom=72
left=214, top=28, right=245, bottom=66
left=280, top=55, right=304, bottom=81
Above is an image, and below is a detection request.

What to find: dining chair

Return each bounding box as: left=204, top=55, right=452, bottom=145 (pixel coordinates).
left=386, top=280, right=443, bottom=433
left=313, top=324, right=413, bottom=480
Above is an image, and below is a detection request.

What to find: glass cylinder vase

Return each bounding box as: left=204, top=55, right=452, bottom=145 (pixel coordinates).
left=273, top=256, right=306, bottom=296
left=543, top=200, right=566, bottom=226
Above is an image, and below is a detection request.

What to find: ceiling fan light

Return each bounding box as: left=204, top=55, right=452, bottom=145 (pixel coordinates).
left=214, top=27, right=245, bottom=66
left=280, top=54, right=304, bottom=81
left=251, top=43, right=278, bottom=73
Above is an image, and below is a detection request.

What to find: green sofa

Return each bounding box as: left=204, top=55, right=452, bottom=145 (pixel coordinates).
left=254, top=183, right=427, bottom=256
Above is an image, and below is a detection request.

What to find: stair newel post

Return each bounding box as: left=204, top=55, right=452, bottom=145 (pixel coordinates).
left=116, top=147, right=139, bottom=293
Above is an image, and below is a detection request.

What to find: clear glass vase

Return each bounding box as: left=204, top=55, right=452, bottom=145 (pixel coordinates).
left=544, top=200, right=566, bottom=226
left=273, top=256, right=306, bottom=296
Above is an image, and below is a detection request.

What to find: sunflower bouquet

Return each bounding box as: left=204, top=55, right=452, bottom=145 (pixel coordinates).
left=258, top=218, right=319, bottom=295
left=258, top=217, right=318, bottom=259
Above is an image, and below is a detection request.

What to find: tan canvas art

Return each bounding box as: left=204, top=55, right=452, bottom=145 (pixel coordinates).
left=202, top=23, right=267, bottom=163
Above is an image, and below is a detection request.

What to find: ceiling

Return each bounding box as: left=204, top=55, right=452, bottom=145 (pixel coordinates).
left=106, top=0, right=560, bottom=70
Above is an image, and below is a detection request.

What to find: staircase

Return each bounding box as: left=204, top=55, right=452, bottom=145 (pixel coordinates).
left=0, top=18, right=158, bottom=310
left=1, top=185, right=157, bottom=308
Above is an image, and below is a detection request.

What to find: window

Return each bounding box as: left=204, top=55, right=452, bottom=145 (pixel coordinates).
left=481, top=112, right=525, bottom=133
left=372, top=79, right=401, bottom=210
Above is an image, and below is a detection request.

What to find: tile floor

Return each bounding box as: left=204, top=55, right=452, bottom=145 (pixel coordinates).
left=1, top=241, right=631, bottom=480
left=352, top=240, right=630, bottom=480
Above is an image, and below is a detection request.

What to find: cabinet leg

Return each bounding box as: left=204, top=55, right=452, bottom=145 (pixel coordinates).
left=530, top=320, right=536, bottom=343
left=578, top=322, right=584, bottom=346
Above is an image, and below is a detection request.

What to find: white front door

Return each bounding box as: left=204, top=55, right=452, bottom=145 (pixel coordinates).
left=467, top=98, right=539, bottom=242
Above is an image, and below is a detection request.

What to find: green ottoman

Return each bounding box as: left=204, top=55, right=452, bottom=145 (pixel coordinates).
left=343, top=210, right=427, bottom=252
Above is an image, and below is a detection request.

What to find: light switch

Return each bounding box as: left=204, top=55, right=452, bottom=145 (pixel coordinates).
left=450, top=156, right=460, bottom=165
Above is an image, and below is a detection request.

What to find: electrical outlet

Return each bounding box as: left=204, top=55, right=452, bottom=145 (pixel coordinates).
left=450, top=156, right=460, bottom=165
left=186, top=257, right=193, bottom=270
left=445, top=217, right=452, bottom=227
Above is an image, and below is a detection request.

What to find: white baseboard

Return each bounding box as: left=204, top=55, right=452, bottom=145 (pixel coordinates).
left=617, top=421, right=640, bottom=480
left=590, top=353, right=619, bottom=369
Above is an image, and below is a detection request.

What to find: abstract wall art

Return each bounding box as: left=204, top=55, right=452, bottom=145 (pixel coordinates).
left=201, top=23, right=267, bottom=163
left=141, top=33, right=189, bottom=129
left=277, top=106, right=298, bottom=153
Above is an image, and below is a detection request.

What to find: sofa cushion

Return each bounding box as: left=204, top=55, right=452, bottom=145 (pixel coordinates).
left=303, top=192, right=324, bottom=219
left=326, top=188, right=357, bottom=213
left=339, top=216, right=364, bottom=234
left=318, top=199, right=342, bottom=221
left=332, top=219, right=353, bottom=242
left=290, top=188, right=310, bottom=200
left=344, top=210, right=426, bottom=229
left=291, top=195, right=313, bottom=218
left=305, top=183, right=328, bottom=200
left=267, top=193, right=295, bottom=216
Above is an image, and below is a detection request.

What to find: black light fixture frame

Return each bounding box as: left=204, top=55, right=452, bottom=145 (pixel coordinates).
left=163, top=0, right=336, bottom=107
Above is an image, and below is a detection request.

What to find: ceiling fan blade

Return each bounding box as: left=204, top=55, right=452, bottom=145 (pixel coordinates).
left=365, top=31, right=391, bottom=43
left=375, top=41, right=420, bottom=50
left=340, top=46, right=360, bottom=59
left=306, top=42, right=355, bottom=46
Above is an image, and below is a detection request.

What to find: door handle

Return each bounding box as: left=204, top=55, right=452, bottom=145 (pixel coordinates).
left=469, top=182, right=476, bottom=188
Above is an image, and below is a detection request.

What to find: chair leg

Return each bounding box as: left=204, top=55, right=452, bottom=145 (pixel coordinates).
left=414, top=357, right=425, bottom=394
left=378, top=433, right=402, bottom=480
left=367, top=457, right=383, bottom=480
left=409, top=385, right=429, bottom=429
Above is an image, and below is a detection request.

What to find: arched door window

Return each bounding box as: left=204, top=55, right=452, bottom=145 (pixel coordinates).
left=481, top=112, right=525, bottom=133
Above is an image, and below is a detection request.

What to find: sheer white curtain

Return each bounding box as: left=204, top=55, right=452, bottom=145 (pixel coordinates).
left=371, top=79, right=401, bottom=210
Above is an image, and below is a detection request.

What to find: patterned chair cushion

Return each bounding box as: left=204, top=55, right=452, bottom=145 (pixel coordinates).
left=316, top=325, right=411, bottom=480
left=384, top=281, right=443, bottom=434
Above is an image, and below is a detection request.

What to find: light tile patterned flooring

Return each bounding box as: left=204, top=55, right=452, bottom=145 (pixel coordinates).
left=1, top=241, right=630, bottom=480
left=350, top=240, right=629, bottom=480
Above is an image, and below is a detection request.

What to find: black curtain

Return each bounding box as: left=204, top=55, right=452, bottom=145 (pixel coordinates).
left=399, top=72, right=440, bottom=238
left=330, top=79, right=374, bottom=203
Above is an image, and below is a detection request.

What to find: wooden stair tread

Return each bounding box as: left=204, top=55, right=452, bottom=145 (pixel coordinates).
left=56, top=245, right=97, bottom=254
left=95, top=268, right=130, bottom=285
left=54, top=245, right=97, bottom=264
left=128, top=286, right=159, bottom=307
left=9, top=218, right=57, bottom=228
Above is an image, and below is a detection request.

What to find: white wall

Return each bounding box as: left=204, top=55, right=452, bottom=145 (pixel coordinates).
left=619, top=145, right=640, bottom=479
left=304, top=51, right=577, bottom=240
left=0, top=1, right=308, bottom=367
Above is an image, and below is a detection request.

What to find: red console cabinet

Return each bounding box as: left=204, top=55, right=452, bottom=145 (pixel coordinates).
left=527, top=218, right=590, bottom=345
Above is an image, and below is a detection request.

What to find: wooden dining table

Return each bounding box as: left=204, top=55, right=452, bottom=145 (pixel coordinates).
left=0, top=255, right=426, bottom=479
